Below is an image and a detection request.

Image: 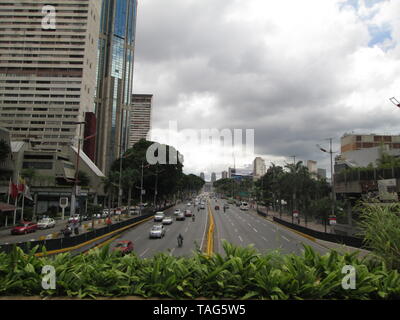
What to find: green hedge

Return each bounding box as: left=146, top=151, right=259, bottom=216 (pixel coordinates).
left=1, top=241, right=400, bottom=299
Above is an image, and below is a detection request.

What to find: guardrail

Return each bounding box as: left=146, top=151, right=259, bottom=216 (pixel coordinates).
left=0, top=205, right=174, bottom=255
left=272, top=217, right=369, bottom=249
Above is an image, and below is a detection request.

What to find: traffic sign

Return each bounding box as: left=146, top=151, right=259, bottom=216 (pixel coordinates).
left=59, top=197, right=68, bottom=208
left=293, top=210, right=299, bottom=218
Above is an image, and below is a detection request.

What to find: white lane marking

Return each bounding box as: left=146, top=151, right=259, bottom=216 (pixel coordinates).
left=238, top=236, right=243, bottom=242
left=235, top=229, right=238, bottom=233
left=253, top=228, right=258, bottom=233
left=271, top=229, right=276, bottom=233
left=282, top=235, right=290, bottom=242
left=184, top=227, right=188, bottom=233
left=247, top=223, right=252, bottom=227
left=231, top=222, right=234, bottom=226
left=262, top=236, right=267, bottom=241
left=140, top=248, right=150, bottom=257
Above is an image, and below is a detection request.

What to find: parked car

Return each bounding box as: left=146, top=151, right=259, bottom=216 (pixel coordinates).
left=149, top=225, right=166, bottom=238
left=37, top=218, right=56, bottom=229
left=184, top=210, right=192, bottom=217
left=11, top=222, right=38, bottom=235
left=162, top=217, right=173, bottom=225
left=176, top=212, right=186, bottom=221
left=68, top=215, right=80, bottom=223
left=112, top=240, right=134, bottom=255
left=154, top=212, right=165, bottom=222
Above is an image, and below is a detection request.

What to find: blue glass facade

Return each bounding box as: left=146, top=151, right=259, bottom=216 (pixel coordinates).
left=95, top=0, right=138, bottom=173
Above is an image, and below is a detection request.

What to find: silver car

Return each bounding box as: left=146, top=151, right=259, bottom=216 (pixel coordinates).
left=37, top=218, right=56, bottom=229
left=149, top=225, right=166, bottom=238
left=162, top=217, right=173, bottom=225
left=154, top=212, right=165, bottom=222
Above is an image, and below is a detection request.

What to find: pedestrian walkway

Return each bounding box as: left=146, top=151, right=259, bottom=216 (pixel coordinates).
left=256, top=206, right=333, bottom=233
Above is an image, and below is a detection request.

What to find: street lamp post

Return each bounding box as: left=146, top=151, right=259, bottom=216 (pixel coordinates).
left=70, top=121, right=86, bottom=218
left=317, top=138, right=336, bottom=233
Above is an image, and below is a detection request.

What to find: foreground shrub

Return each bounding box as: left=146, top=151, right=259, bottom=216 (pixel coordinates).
left=358, top=203, right=400, bottom=270
left=0, top=241, right=399, bottom=299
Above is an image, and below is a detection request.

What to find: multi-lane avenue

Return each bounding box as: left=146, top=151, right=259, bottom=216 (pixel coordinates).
left=106, top=197, right=330, bottom=258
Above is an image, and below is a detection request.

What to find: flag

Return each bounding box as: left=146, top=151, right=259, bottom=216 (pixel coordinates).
left=17, top=176, right=25, bottom=193
left=24, top=185, right=33, bottom=201
left=8, top=180, right=18, bottom=199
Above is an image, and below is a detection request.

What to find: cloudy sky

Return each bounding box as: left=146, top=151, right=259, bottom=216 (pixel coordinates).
left=133, top=0, right=400, bottom=180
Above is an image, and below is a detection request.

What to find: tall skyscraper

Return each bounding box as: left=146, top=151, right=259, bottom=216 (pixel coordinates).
left=200, top=172, right=205, bottom=180
left=221, top=171, right=228, bottom=179
left=211, top=172, right=216, bottom=183
left=129, top=94, right=152, bottom=148
left=0, top=1, right=101, bottom=149
left=94, top=0, right=138, bottom=173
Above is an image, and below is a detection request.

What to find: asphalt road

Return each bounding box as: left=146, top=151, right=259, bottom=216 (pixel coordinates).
left=109, top=202, right=209, bottom=258
left=211, top=199, right=329, bottom=256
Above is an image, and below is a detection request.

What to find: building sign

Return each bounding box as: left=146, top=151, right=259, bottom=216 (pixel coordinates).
left=378, top=179, right=398, bottom=202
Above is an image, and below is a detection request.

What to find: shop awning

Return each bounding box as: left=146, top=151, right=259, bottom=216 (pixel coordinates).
left=0, top=202, right=16, bottom=212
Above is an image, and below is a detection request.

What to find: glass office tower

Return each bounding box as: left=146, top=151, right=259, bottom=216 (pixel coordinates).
left=95, top=0, right=138, bottom=173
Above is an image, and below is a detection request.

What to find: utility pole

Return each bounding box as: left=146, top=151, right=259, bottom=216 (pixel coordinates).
left=153, top=165, right=158, bottom=209
left=140, top=162, right=144, bottom=215
left=289, top=155, right=297, bottom=223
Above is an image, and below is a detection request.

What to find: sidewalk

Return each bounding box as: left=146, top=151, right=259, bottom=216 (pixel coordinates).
left=256, top=206, right=333, bottom=233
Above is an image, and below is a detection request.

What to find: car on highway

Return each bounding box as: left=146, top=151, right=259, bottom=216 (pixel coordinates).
left=200, top=204, right=205, bottom=209
left=240, top=202, right=249, bottom=211
left=187, top=202, right=192, bottom=206
left=37, top=218, right=56, bottom=229
left=11, top=221, right=38, bottom=235
left=184, top=209, right=192, bottom=217
left=162, top=216, right=173, bottom=225
left=154, top=212, right=165, bottom=222
left=176, top=212, right=186, bottom=221
left=214, top=205, right=220, bottom=210
left=174, top=209, right=181, bottom=216
left=149, top=225, right=166, bottom=238
left=68, top=214, right=80, bottom=223
left=112, top=240, right=134, bottom=255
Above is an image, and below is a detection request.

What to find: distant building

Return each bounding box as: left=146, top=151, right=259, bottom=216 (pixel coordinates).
left=129, top=94, right=153, bottom=148
left=307, top=160, right=318, bottom=179
left=211, top=172, right=216, bottom=183
left=253, top=157, right=266, bottom=179
left=221, top=171, right=228, bottom=179
left=317, top=168, right=327, bottom=179
left=200, top=172, right=205, bottom=180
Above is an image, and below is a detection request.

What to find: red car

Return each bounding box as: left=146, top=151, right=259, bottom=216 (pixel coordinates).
left=184, top=210, right=192, bottom=217
left=11, top=221, right=38, bottom=235
left=112, top=240, right=134, bottom=255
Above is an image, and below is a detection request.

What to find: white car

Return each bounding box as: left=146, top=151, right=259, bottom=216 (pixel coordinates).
left=240, top=202, right=249, bottom=211
left=174, top=209, right=181, bottom=216
left=187, top=203, right=192, bottom=206
left=162, top=217, right=173, bottom=225
left=37, top=218, right=56, bottom=229
left=154, top=212, right=165, bottom=222
left=149, top=225, right=166, bottom=238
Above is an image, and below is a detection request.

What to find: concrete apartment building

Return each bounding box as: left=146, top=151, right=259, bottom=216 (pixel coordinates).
left=341, top=133, right=400, bottom=154
left=253, top=157, right=266, bottom=180
left=200, top=172, right=205, bottom=181
left=94, top=0, right=138, bottom=173
left=128, top=94, right=152, bottom=148
left=221, top=171, right=228, bottom=179
left=211, top=172, right=216, bottom=183
left=0, top=0, right=101, bottom=150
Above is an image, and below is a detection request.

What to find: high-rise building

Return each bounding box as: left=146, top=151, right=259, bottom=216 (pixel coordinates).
left=211, top=172, right=216, bottom=183
left=128, top=94, right=152, bottom=148
left=317, top=168, right=327, bottom=179
left=221, top=171, right=228, bottom=179
left=200, top=172, right=205, bottom=180
left=253, top=157, right=266, bottom=178
left=94, top=0, right=138, bottom=173
left=0, top=0, right=101, bottom=149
